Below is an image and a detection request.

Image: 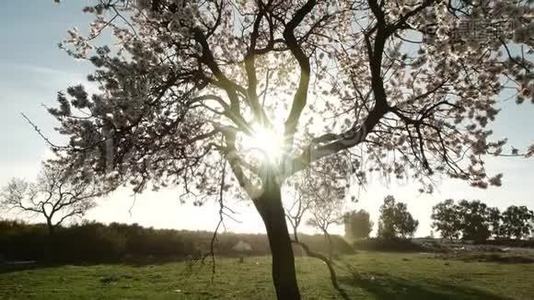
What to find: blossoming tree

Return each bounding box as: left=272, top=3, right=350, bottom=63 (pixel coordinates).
left=48, top=0, right=533, bottom=298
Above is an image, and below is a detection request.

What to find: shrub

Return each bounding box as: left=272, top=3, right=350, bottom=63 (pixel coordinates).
left=0, top=220, right=353, bottom=263
left=352, top=238, right=425, bottom=252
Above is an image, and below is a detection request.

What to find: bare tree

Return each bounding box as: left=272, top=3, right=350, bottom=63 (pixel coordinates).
left=285, top=166, right=349, bottom=300
left=1, top=162, right=101, bottom=236
left=285, top=186, right=310, bottom=242
left=303, top=178, right=346, bottom=259
left=45, top=0, right=534, bottom=298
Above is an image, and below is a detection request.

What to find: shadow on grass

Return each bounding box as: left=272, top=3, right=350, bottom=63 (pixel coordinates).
left=342, top=271, right=507, bottom=300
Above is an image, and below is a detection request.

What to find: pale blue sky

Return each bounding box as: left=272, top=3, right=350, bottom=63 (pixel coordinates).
left=0, top=1, right=533, bottom=236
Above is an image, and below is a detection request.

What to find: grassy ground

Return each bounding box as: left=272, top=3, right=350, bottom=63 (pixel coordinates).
left=1, top=251, right=533, bottom=299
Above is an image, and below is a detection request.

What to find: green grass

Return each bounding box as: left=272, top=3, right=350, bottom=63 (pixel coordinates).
left=1, top=252, right=533, bottom=299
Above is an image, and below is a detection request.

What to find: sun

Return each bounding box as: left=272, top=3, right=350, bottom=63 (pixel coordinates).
left=242, top=124, right=285, bottom=164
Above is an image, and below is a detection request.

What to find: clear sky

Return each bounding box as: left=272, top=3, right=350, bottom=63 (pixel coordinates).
left=0, top=1, right=533, bottom=237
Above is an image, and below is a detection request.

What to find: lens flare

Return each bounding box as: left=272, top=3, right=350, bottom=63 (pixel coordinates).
left=242, top=124, right=285, bottom=164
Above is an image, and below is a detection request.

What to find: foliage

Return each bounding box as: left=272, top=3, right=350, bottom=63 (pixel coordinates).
left=344, top=209, right=373, bottom=240
left=377, top=196, right=418, bottom=239
left=486, top=206, right=503, bottom=238
left=456, top=200, right=494, bottom=242
left=431, top=199, right=461, bottom=240
left=431, top=200, right=534, bottom=241
left=50, top=1, right=534, bottom=196
left=431, top=199, right=495, bottom=242
left=500, top=205, right=534, bottom=239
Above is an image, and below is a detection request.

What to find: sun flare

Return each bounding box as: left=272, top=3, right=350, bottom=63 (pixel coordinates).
left=242, top=124, right=285, bottom=164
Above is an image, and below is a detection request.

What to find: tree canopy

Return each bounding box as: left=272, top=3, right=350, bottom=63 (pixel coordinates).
left=501, top=205, right=534, bottom=239
left=431, top=199, right=461, bottom=239
left=456, top=199, right=493, bottom=242
left=431, top=199, right=533, bottom=241
left=50, top=0, right=533, bottom=195
left=378, top=195, right=419, bottom=239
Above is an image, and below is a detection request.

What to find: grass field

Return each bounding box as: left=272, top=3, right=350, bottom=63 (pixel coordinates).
left=1, top=251, right=534, bottom=299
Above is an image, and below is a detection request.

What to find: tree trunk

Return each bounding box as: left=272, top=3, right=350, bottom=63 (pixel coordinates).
left=46, top=220, right=55, bottom=237
left=45, top=218, right=55, bottom=261
left=293, top=240, right=349, bottom=300
left=253, top=173, right=301, bottom=300
left=323, top=229, right=334, bottom=260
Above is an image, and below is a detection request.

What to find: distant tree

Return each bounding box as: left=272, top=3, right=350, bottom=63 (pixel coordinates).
left=284, top=166, right=349, bottom=299
left=344, top=209, right=373, bottom=240
left=456, top=200, right=491, bottom=242
left=296, top=160, right=347, bottom=259
left=501, top=205, right=534, bottom=240
left=487, top=206, right=503, bottom=239
left=378, top=196, right=418, bottom=239
left=285, top=191, right=309, bottom=242
left=433, top=199, right=513, bottom=241
left=0, top=162, right=101, bottom=236
left=431, top=199, right=461, bottom=240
